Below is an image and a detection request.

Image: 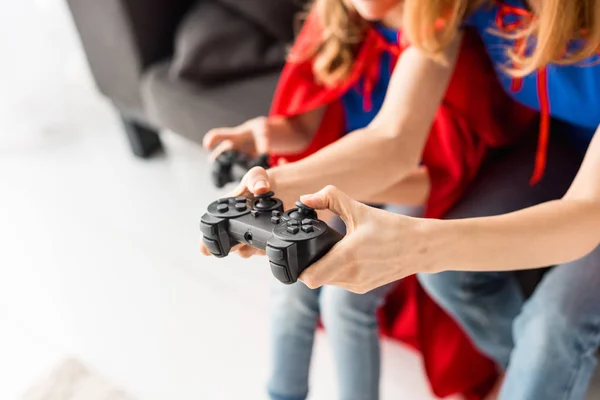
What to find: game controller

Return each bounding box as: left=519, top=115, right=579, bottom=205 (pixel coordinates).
left=200, top=192, right=343, bottom=284
left=211, top=150, right=270, bottom=188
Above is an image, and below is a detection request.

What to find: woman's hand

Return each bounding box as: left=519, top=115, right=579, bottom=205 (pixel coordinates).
left=297, top=185, right=436, bottom=294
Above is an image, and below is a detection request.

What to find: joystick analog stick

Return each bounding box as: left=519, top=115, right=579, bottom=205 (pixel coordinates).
left=289, top=201, right=318, bottom=220
left=253, top=191, right=280, bottom=211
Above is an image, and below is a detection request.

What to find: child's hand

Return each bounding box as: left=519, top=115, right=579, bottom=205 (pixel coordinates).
left=203, top=117, right=270, bottom=161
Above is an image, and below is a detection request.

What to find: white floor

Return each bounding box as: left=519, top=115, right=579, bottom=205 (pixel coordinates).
left=0, top=1, right=447, bottom=399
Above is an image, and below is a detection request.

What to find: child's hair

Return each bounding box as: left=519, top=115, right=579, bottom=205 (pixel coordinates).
left=403, top=0, right=600, bottom=77
left=309, top=0, right=369, bottom=86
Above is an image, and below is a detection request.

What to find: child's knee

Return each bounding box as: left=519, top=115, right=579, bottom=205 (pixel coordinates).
left=271, top=282, right=320, bottom=322
left=319, top=286, right=381, bottom=331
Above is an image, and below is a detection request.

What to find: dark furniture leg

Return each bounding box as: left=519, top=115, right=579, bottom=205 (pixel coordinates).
left=120, top=114, right=163, bottom=158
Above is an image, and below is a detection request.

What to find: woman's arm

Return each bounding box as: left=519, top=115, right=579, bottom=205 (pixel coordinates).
left=267, top=36, right=463, bottom=204
left=295, top=127, right=600, bottom=293
left=425, top=125, right=600, bottom=273
left=361, top=167, right=430, bottom=206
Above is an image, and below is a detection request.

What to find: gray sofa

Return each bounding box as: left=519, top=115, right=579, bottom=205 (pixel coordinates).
left=66, top=0, right=282, bottom=157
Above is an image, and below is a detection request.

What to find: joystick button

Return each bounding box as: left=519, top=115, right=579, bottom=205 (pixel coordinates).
left=270, top=262, right=291, bottom=284
left=235, top=197, right=246, bottom=203
left=301, top=225, right=314, bottom=233
left=235, top=203, right=247, bottom=211
left=287, top=226, right=300, bottom=234
left=301, top=219, right=313, bottom=226
left=287, top=220, right=299, bottom=227
left=217, top=204, right=229, bottom=213
left=203, top=238, right=222, bottom=256
left=217, top=198, right=229, bottom=204
left=200, top=221, right=216, bottom=237
left=272, top=210, right=282, bottom=217
left=271, top=216, right=281, bottom=224
left=251, top=210, right=259, bottom=218
left=266, top=246, right=284, bottom=262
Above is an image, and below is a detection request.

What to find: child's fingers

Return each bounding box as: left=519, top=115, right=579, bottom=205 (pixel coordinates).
left=203, top=124, right=251, bottom=150
left=236, top=245, right=265, bottom=258
left=209, top=140, right=235, bottom=161
left=203, top=127, right=231, bottom=150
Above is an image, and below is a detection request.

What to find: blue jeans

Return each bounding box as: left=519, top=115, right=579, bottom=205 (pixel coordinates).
left=267, top=205, right=422, bottom=400
left=418, top=134, right=600, bottom=400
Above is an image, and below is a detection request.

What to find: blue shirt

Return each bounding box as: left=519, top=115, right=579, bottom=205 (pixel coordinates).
left=341, top=25, right=398, bottom=133
left=466, top=0, right=600, bottom=146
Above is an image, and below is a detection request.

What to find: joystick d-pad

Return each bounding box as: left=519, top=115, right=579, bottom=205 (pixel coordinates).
left=201, top=193, right=343, bottom=284
left=207, top=196, right=252, bottom=218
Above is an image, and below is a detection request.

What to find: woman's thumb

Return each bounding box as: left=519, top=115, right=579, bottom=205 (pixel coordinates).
left=300, top=186, right=357, bottom=221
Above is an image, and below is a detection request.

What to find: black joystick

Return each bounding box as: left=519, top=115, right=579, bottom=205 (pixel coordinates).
left=211, top=150, right=270, bottom=188
left=289, top=201, right=317, bottom=220
left=201, top=193, right=343, bottom=284
left=254, top=191, right=278, bottom=210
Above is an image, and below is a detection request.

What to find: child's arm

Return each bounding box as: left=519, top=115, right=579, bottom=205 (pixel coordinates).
left=202, top=107, right=326, bottom=160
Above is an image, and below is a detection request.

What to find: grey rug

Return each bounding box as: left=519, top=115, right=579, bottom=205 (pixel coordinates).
left=22, top=359, right=136, bottom=400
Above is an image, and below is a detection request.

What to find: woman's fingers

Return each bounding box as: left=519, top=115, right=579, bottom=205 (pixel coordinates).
left=299, top=238, right=354, bottom=289
left=298, top=186, right=363, bottom=289
left=300, top=185, right=360, bottom=228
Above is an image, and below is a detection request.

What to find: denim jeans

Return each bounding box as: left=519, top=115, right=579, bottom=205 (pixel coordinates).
left=418, top=134, right=600, bottom=400
left=267, top=205, right=423, bottom=400
left=419, top=256, right=600, bottom=400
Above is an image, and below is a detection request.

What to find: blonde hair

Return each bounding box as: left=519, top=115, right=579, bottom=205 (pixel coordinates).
left=306, top=0, right=369, bottom=86
left=403, top=0, right=600, bottom=76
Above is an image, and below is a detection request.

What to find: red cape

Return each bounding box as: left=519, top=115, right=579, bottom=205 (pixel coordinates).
left=269, top=13, right=537, bottom=400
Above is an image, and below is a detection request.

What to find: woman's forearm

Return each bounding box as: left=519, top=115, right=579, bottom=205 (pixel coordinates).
left=423, top=199, right=600, bottom=273
left=269, top=123, right=420, bottom=202
left=361, top=167, right=430, bottom=205
left=268, top=40, right=462, bottom=204
left=425, top=126, right=600, bottom=273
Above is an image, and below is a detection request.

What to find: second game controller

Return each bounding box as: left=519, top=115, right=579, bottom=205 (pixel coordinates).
left=200, top=192, right=343, bottom=284
left=211, top=150, right=270, bottom=188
